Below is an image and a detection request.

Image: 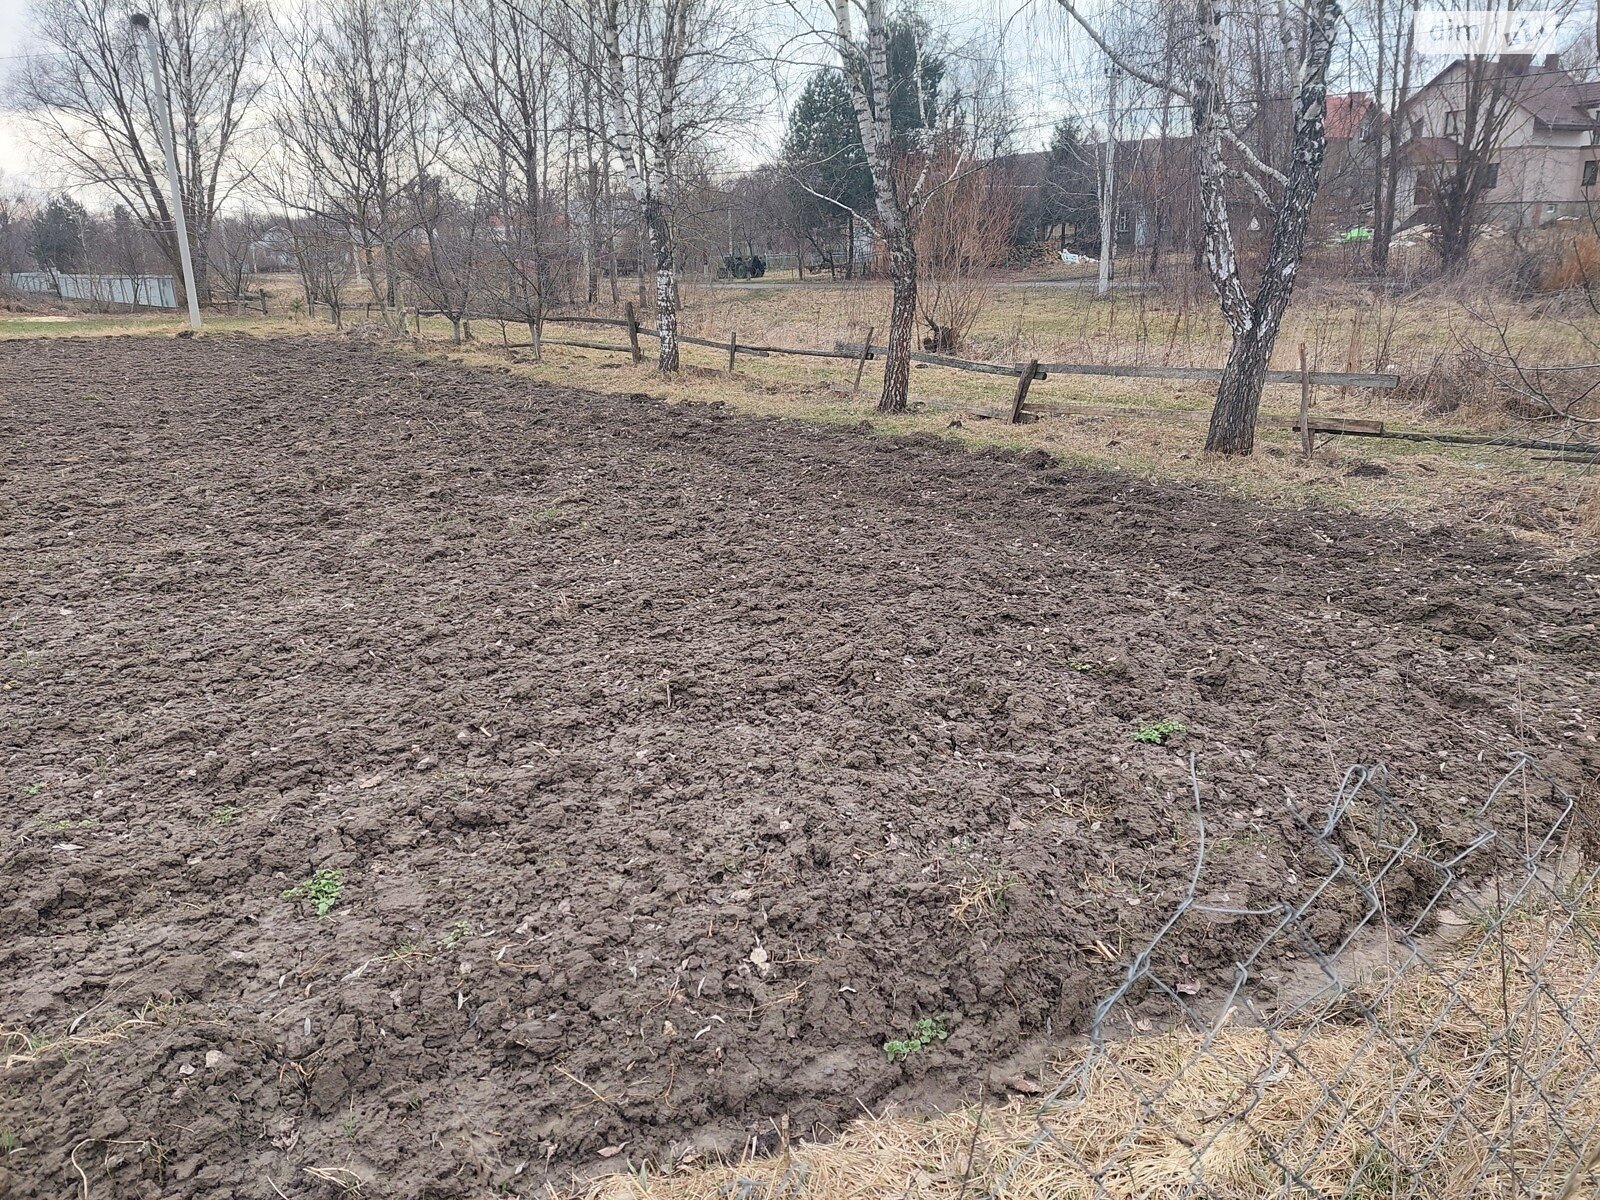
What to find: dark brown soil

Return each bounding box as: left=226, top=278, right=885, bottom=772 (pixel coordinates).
left=2, top=334, right=1596, bottom=1199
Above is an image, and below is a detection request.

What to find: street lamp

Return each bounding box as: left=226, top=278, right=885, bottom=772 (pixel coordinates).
left=130, top=12, right=202, bottom=329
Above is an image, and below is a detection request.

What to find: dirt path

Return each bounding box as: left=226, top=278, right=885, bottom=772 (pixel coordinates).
left=2, top=334, right=1595, bottom=1198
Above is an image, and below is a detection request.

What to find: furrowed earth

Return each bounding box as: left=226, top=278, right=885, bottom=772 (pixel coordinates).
left=2, top=334, right=1596, bottom=1198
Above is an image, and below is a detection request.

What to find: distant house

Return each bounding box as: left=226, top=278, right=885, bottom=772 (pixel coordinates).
left=1398, top=55, right=1600, bottom=228
left=1005, top=92, right=1380, bottom=255
left=997, top=137, right=1195, bottom=255
left=1318, top=93, right=1376, bottom=220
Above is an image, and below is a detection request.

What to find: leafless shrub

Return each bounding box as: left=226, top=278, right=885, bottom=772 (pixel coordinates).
left=913, top=157, right=1016, bottom=353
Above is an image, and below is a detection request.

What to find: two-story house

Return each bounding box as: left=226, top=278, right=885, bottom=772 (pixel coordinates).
left=1399, top=54, right=1600, bottom=229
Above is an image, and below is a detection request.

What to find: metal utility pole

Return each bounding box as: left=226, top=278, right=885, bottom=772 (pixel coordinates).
left=130, top=12, right=202, bottom=330
left=1096, top=64, right=1120, bottom=301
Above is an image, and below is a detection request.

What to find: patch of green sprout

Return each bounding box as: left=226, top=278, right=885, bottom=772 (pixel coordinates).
left=884, top=1016, right=949, bottom=1062
left=1133, top=718, right=1187, bottom=745
left=283, top=868, right=345, bottom=917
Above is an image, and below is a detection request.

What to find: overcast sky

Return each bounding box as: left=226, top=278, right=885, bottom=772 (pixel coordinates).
left=0, top=0, right=33, bottom=183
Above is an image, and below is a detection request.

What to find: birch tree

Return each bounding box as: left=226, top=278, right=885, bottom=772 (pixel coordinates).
left=816, top=2, right=982, bottom=412
left=11, top=0, right=262, bottom=305
left=833, top=0, right=924, bottom=411
left=595, top=0, right=749, bottom=372
left=1052, top=0, right=1343, bottom=454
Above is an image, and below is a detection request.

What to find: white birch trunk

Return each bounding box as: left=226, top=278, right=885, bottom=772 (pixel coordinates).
left=833, top=0, right=918, bottom=414
left=599, top=0, right=682, bottom=374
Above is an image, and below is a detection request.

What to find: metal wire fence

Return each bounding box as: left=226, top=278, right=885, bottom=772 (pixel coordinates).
left=987, top=752, right=1600, bottom=1200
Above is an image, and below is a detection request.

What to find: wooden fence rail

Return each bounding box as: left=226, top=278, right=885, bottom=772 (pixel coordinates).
left=834, top=342, right=1398, bottom=390
left=1033, top=361, right=1400, bottom=388
left=401, top=308, right=1598, bottom=459
left=836, top=342, right=1043, bottom=380
left=413, top=306, right=867, bottom=364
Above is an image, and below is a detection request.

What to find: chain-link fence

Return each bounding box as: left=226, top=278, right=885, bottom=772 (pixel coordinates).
left=593, top=754, right=1599, bottom=1200
left=988, top=752, right=1600, bottom=1200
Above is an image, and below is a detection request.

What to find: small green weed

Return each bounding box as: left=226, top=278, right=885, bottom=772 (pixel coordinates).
left=1133, top=718, right=1187, bottom=745
left=39, top=816, right=97, bottom=833
left=284, top=869, right=345, bottom=917
left=24, top=782, right=43, bottom=797
left=0, top=1128, right=18, bottom=1155
left=884, top=1016, right=949, bottom=1063
left=210, top=805, right=239, bottom=825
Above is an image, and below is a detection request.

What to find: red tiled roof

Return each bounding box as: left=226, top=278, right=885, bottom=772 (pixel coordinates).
left=1325, top=93, right=1373, bottom=140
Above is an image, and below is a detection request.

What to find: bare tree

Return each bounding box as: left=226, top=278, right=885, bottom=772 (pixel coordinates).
left=0, top=176, right=37, bottom=280
left=812, top=2, right=993, bottom=412
left=11, top=0, right=262, bottom=306
left=268, top=0, right=440, bottom=321
left=834, top=0, right=922, bottom=411
left=433, top=0, right=565, bottom=350
left=207, top=211, right=267, bottom=305
left=914, top=151, right=1015, bottom=351
left=594, top=0, right=749, bottom=372
left=395, top=177, right=487, bottom=341
left=1053, top=0, right=1343, bottom=455
left=1410, top=56, right=1521, bottom=270
left=280, top=210, right=357, bottom=326
left=1356, top=0, right=1417, bottom=270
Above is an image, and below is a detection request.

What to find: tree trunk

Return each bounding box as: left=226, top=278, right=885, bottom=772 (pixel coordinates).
left=1097, top=71, right=1119, bottom=299
left=879, top=231, right=916, bottom=413
left=1193, top=0, right=1337, bottom=455
left=647, top=198, right=680, bottom=374
left=1206, top=327, right=1270, bottom=453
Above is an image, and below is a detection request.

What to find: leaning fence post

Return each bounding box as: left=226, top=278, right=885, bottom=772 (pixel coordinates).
left=1299, top=342, right=1313, bottom=457
left=727, top=329, right=738, bottom=373
left=624, top=301, right=642, bottom=364
left=1009, top=359, right=1040, bottom=424
left=853, top=325, right=875, bottom=393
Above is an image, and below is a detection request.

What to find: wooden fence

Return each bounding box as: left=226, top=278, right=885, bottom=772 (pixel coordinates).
left=401, top=307, right=1600, bottom=460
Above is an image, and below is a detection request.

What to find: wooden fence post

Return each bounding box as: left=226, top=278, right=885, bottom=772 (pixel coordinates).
left=1009, top=360, right=1040, bottom=424
left=624, top=301, right=642, bottom=364
left=1298, top=342, right=1313, bottom=457
left=853, top=325, right=875, bottom=393
left=727, top=329, right=738, bottom=373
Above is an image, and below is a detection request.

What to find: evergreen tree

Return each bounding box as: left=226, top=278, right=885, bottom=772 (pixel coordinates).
left=882, top=15, right=944, bottom=149
left=781, top=70, right=873, bottom=226
left=1042, top=117, right=1099, bottom=248
left=29, top=195, right=87, bottom=272
left=778, top=28, right=947, bottom=261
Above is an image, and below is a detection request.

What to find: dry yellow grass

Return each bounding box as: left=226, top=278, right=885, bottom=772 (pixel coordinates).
left=587, top=913, right=1600, bottom=1200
